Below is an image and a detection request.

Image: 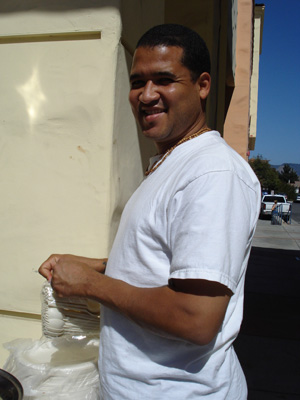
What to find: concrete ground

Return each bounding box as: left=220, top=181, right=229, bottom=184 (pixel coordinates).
left=234, top=218, right=300, bottom=399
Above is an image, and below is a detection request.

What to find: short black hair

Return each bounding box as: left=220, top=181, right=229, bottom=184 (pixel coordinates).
left=136, top=24, right=211, bottom=82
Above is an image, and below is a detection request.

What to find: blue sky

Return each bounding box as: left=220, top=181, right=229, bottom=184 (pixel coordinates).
left=250, top=0, right=300, bottom=165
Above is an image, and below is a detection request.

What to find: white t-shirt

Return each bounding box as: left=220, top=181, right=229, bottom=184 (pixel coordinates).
left=99, top=131, right=261, bottom=399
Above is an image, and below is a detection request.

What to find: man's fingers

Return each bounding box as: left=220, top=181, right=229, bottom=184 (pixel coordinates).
left=38, top=254, right=60, bottom=281
left=38, top=263, right=52, bottom=281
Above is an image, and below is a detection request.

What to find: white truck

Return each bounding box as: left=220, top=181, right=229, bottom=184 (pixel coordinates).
left=260, top=194, right=291, bottom=220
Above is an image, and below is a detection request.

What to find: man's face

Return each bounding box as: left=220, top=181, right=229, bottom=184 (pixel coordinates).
left=129, top=45, right=208, bottom=153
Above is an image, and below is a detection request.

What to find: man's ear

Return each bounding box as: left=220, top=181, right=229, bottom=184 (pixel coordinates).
left=198, top=72, right=211, bottom=100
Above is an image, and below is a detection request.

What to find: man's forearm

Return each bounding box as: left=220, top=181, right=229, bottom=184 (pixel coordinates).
left=41, top=256, right=230, bottom=346
left=85, top=273, right=230, bottom=346
left=72, top=255, right=107, bottom=273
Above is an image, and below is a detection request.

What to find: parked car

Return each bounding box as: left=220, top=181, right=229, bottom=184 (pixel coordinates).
left=277, top=192, right=288, bottom=200
left=295, top=193, right=300, bottom=203
left=260, top=194, right=291, bottom=220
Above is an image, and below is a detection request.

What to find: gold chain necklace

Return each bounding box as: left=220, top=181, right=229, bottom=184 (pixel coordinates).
left=145, top=127, right=211, bottom=176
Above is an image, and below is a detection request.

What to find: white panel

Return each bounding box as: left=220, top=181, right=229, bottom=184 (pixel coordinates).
left=0, top=37, right=115, bottom=313
left=0, top=0, right=124, bottom=314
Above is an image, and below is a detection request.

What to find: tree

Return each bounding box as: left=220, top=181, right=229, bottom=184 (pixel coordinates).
left=249, top=156, right=296, bottom=201
left=249, top=155, right=280, bottom=191
left=279, top=164, right=298, bottom=184
left=277, top=181, right=296, bottom=201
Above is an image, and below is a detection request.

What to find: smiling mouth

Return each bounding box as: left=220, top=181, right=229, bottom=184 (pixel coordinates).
left=141, top=108, right=166, bottom=116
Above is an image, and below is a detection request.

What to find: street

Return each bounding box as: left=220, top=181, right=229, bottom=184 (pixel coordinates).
left=234, top=216, right=300, bottom=399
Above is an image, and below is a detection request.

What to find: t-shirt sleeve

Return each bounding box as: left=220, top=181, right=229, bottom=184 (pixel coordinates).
left=168, top=170, right=255, bottom=293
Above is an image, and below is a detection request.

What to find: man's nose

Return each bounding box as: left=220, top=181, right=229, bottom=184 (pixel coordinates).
left=139, top=81, right=159, bottom=104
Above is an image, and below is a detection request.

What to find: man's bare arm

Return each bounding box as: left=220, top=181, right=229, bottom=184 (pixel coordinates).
left=96, top=275, right=231, bottom=345
left=39, top=256, right=231, bottom=346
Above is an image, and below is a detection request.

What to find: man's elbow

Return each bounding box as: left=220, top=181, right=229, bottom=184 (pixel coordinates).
left=188, top=332, right=218, bottom=346
left=182, top=321, right=221, bottom=346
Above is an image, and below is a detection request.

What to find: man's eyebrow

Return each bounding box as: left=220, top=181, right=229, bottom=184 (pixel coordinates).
left=130, top=71, right=176, bottom=82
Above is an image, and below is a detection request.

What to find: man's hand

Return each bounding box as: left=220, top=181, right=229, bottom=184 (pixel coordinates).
left=48, top=257, right=100, bottom=298
left=39, top=254, right=107, bottom=297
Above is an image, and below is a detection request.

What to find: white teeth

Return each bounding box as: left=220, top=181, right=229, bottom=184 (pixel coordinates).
left=143, top=109, right=164, bottom=115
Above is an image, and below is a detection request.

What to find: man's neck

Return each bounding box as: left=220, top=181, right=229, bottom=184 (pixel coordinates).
left=155, top=123, right=209, bottom=154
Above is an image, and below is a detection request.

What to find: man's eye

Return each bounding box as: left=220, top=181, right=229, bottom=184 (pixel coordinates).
left=157, top=78, right=174, bottom=85
left=130, top=81, right=145, bottom=89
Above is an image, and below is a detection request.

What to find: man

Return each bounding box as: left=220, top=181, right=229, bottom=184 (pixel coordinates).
left=39, top=24, right=261, bottom=399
